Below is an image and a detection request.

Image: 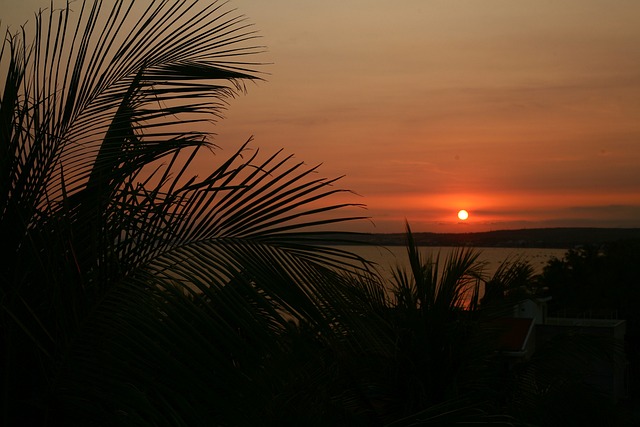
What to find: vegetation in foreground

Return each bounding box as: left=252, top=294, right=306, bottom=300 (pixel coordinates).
left=2, top=1, right=633, bottom=426
left=1, top=1, right=369, bottom=424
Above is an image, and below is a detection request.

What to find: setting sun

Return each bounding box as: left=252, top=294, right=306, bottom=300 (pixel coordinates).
left=457, top=210, right=469, bottom=221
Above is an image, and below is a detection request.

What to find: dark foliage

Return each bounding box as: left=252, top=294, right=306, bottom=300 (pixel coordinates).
left=1, top=1, right=368, bottom=425
left=538, top=239, right=640, bottom=407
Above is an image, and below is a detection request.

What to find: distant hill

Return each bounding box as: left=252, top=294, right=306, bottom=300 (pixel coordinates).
left=323, top=228, right=640, bottom=248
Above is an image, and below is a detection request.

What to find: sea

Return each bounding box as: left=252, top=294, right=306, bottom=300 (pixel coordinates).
left=334, top=245, right=567, bottom=280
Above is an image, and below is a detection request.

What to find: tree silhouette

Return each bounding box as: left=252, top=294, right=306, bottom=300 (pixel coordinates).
left=1, top=1, right=367, bottom=424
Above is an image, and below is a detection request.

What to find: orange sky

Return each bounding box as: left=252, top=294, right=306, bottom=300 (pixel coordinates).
left=6, top=0, right=640, bottom=233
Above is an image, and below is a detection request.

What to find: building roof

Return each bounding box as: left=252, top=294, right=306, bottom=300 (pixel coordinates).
left=491, top=317, right=535, bottom=353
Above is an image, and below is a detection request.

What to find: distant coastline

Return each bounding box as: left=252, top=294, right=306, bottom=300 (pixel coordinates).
left=322, top=227, right=640, bottom=249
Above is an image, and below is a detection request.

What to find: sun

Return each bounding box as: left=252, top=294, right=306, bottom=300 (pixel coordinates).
left=457, top=209, right=469, bottom=221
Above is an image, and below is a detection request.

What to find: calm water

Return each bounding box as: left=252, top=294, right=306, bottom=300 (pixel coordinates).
left=335, top=245, right=567, bottom=279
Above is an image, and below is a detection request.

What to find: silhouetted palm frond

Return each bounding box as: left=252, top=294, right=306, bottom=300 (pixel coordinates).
left=1, top=2, right=370, bottom=425
left=391, top=222, right=485, bottom=313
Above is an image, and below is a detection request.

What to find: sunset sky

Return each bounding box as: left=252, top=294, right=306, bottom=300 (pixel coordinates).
left=5, top=0, right=640, bottom=233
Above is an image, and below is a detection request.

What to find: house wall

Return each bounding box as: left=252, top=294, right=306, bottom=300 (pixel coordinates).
left=536, top=319, right=627, bottom=402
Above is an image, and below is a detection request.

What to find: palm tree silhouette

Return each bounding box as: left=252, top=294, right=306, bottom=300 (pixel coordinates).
left=1, top=1, right=368, bottom=424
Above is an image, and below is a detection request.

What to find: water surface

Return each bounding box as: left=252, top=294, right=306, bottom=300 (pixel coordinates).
left=336, top=245, right=566, bottom=279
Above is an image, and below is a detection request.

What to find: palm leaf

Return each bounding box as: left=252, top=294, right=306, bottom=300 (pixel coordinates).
left=1, top=1, right=371, bottom=424
left=392, top=222, right=485, bottom=312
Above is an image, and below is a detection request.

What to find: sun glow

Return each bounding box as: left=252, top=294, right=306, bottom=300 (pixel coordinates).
left=457, top=209, right=469, bottom=221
